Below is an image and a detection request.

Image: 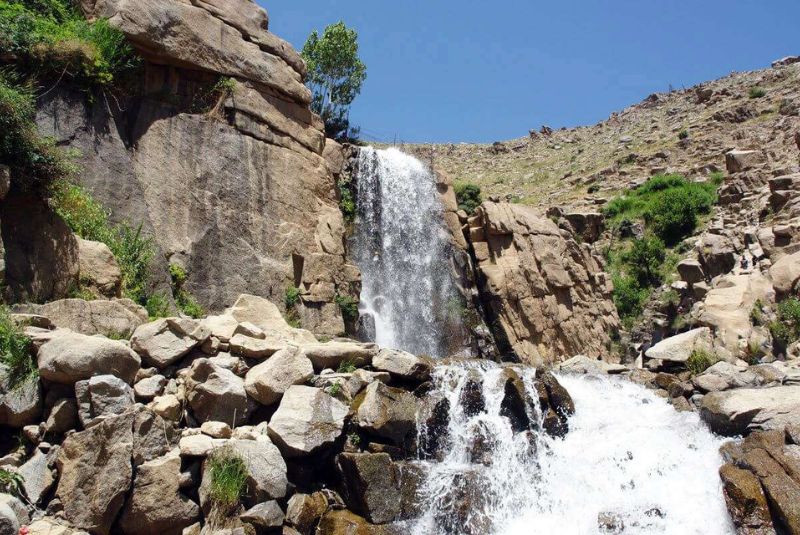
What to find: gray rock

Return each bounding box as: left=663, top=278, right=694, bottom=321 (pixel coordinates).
left=119, top=451, right=200, bottom=535
left=240, top=500, right=285, bottom=530
left=77, top=238, right=122, bottom=297
left=677, top=259, right=705, bottom=284
left=244, top=345, right=314, bottom=405
left=14, top=298, right=147, bottom=338
left=336, top=452, right=401, bottom=524
left=700, top=386, right=800, bottom=436
left=225, top=439, right=288, bottom=503
left=44, top=397, right=78, bottom=436
left=0, top=493, right=28, bottom=535
left=0, top=369, right=42, bottom=428
left=37, top=329, right=141, bottom=384
left=185, top=358, right=248, bottom=426
left=131, top=319, right=202, bottom=369
left=267, top=385, right=348, bottom=457
left=301, top=342, right=378, bottom=371
left=75, top=375, right=135, bottom=428
left=55, top=410, right=135, bottom=534
left=229, top=333, right=284, bottom=359
left=371, top=349, right=432, bottom=382
left=356, top=381, right=417, bottom=444
left=18, top=449, right=55, bottom=505
left=644, top=328, right=712, bottom=363
left=132, top=406, right=180, bottom=467
left=134, top=374, right=167, bottom=401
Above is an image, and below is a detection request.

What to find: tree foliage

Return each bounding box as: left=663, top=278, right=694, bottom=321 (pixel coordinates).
left=301, top=21, right=367, bottom=140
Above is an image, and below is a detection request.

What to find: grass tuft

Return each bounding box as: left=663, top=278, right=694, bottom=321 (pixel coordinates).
left=208, top=448, right=248, bottom=509
left=0, top=307, right=37, bottom=390
left=686, top=349, right=715, bottom=375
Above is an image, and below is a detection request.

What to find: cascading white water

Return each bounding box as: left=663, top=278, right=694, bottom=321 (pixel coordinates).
left=412, top=363, right=734, bottom=535
left=351, top=147, right=461, bottom=357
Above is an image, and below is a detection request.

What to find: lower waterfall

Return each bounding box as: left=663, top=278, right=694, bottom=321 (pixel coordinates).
left=350, top=147, right=733, bottom=534
left=411, top=363, right=734, bottom=535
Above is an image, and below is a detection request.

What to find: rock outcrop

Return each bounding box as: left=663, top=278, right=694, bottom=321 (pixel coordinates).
left=464, top=202, right=619, bottom=365
left=35, top=0, right=359, bottom=335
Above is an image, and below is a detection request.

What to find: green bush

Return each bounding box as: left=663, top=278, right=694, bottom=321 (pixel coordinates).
left=337, top=360, right=356, bottom=373
left=686, top=349, right=715, bottom=375
left=335, top=294, right=359, bottom=323
left=678, top=129, right=689, bottom=140
left=748, top=87, right=766, bottom=99
left=170, top=264, right=203, bottom=319
left=770, top=297, right=800, bottom=351
left=612, top=275, right=649, bottom=321
left=645, top=188, right=701, bottom=245
left=621, top=236, right=666, bottom=287
left=285, top=285, right=301, bottom=309
left=207, top=449, right=248, bottom=508
left=337, top=178, right=356, bottom=223
left=0, top=0, right=140, bottom=89
left=0, top=308, right=36, bottom=390
left=454, top=182, right=482, bottom=215
left=145, top=293, right=170, bottom=320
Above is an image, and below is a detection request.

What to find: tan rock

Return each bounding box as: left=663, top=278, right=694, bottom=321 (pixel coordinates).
left=700, top=386, right=800, bottom=435
left=770, top=251, right=800, bottom=297
left=14, top=298, right=147, bottom=338
left=37, top=329, right=141, bottom=384
left=77, top=238, right=122, bottom=297
left=245, top=346, right=314, bottom=405
left=644, top=328, right=713, bottom=363
left=267, top=385, right=348, bottom=457
left=725, top=149, right=767, bottom=173
left=466, top=202, right=619, bottom=366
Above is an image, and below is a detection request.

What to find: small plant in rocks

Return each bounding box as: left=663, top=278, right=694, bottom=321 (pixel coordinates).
left=0, top=307, right=36, bottom=390
left=208, top=448, right=248, bottom=509
left=0, top=468, right=25, bottom=498
left=686, top=349, right=715, bottom=375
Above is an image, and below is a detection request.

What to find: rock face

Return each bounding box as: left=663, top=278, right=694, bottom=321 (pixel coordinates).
left=465, top=202, right=619, bottom=365
left=36, top=0, right=359, bottom=335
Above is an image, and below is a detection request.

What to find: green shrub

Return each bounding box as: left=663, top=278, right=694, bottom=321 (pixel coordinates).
left=621, top=236, right=666, bottom=287
left=52, top=182, right=112, bottom=242
left=0, top=468, right=25, bottom=498
left=327, top=382, right=342, bottom=396
left=170, top=264, right=203, bottom=319
left=770, top=297, right=800, bottom=351
left=748, top=87, right=766, bottom=99
left=207, top=448, right=248, bottom=508
left=337, top=360, right=356, bottom=373
left=285, top=285, right=301, bottom=309
left=337, top=177, right=356, bottom=223
left=612, top=275, right=649, bottom=321
left=0, top=308, right=36, bottom=390
left=678, top=129, right=689, bottom=140
left=112, top=223, right=155, bottom=305
left=0, top=0, right=140, bottom=89
left=686, top=349, right=715, bottom=375
left=750, top=299, right=764, bottom=326
left=335, top=294, right=359, bottom=323
left=453, top=182, right=482, bottom=215
left=145, top=293, right=170, bottom=320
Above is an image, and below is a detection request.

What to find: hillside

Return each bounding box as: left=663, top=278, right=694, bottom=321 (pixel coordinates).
left=403, top=60, right=800, bottom=211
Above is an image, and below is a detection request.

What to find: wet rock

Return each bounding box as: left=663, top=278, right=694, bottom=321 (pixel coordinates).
left=38, top=329, right=141, bottom=384
left=356, top=381, right=417, bottom=445
left=285, top=492, right=328, bottom=535
left=719, top=464, right=773, bottom=533
left=459, top=376, right=486, bottom=416
left=336, top=452, right=401, bottom=524
left=119, top=451, right=200, bottom=535
left=499, top=368, right=532, bottom=432
left=416, top=392, right=450, bottom=460
left=244, top=346, right=314, bottom=405
left=267, top=385, right=348, bottom=457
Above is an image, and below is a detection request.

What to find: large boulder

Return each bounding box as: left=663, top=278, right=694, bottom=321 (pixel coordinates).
left=77, top=238, right=122, bottom=297
left=700, top=386, right=800, bottom=435
left=220, top=439, right=288, bottom=504
left=698, top=233, right=738, bottom=279
left=770, top=251, right=800, bottom=297
left=13, top=298, right=148, bottom=338
left=227, top=294, right=317, bottom=345
left=55, top=410, right=135, bottom=534
left=267, top=385, right=348, bottom=457
left=336, top=453, right=401, bottom=524
left=301, top=341, right=378, bottom=371
left=131, top=318, right=208, bottom=369
left=356, top=382, right=417, bottom=444
left=644, top=327, right=713, bottom=363
left=371, top=349, right=432, bottom=382
left=244, top=345, right=314, bottom=405
left=0, top=369, right=42, bottom=428
left=119, top=450, right=199, bottom=535
left=465, top=202, right=619, bottom=366
left=725, top=149, right=767, bottom=173
left=240, top=501, right=285, bottom=532
left=185, top=358, right=248, bottom=425
left=719, top=464, right=773, bottom=533
left=37, top=329, right=141, bottom=384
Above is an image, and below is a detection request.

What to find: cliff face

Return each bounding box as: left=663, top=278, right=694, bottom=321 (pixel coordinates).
left=34, top=0, right=357, bottom=334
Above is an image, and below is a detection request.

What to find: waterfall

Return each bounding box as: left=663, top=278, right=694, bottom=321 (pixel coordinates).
left=411, top=363, right=734, bottom=535
left=351, top=147, right=462, bottom=358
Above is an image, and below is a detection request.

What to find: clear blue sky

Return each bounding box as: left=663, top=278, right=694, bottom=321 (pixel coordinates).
left=261, top=1, right=800, bottom=144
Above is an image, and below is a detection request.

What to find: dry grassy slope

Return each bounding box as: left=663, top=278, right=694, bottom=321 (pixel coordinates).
left=399, top=62, right=800, bottom=213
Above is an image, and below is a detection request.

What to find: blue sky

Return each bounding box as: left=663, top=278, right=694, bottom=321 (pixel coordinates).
left=262, top=1, right=800, bottom=143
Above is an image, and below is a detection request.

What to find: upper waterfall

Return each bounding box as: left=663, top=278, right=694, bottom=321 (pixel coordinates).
left=351, top=147, right=463, bottom=358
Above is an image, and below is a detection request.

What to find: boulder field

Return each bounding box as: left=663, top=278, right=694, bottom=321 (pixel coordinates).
left=0, top=294, right=574, bottom=534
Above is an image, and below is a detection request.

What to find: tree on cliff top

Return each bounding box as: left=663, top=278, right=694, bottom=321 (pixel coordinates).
left=301, top=21, right=367, bottom=141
